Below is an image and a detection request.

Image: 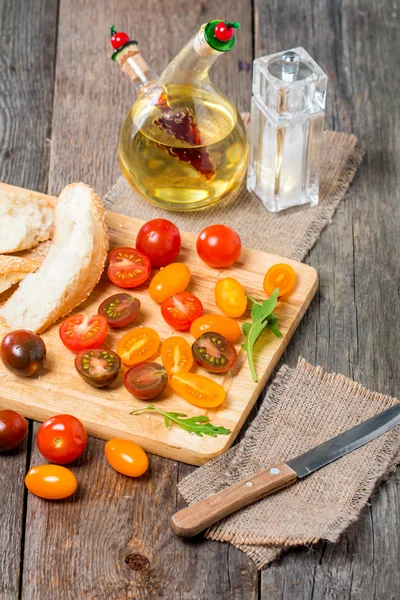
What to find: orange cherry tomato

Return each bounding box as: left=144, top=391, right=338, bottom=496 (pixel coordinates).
left=190, top=314, right=241, bottom=343
left=160, top=336, right=193, bottom=375
left=170, top=373, right=226, bottom=408
left=105, top=438, right=148, bottom=477
left=263, top=263, right=297, bottom=297
left=25, top=465, right=78, bottom=500
left=214, top=278, right=247, bottom=318
left=116, top=327, right=160, bottom=366
left=149, top=263, right=190, bottom=303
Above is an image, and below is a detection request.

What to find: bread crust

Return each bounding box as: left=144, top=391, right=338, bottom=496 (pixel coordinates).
left=0, top=183, right=109, bottom=333
left=0, top=255, right=40, bottom=295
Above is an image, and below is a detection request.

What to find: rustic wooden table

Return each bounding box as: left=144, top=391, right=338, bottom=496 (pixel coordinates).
left=1, top=1, right=399, bottom=598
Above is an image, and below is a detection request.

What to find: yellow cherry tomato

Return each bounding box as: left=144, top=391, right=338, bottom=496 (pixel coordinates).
left=214, top=277, right=247, bottom=318
left=190, top=314, right=241, bottom=343
left=160, top=336, right=193, bottom=375
left=170, top=372, right=226, bottom=408
left=116, top=327, right=160, bottom=366
left=263, top=263, right=297, bottom=297
left=25, top=465, right=78, bottom=500
left=149, top=263, right=191, bottom=303
left=105, top=438, right=148, bottom=477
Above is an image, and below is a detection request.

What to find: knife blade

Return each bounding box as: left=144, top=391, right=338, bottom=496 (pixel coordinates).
left=171, top=403, right=400, bottom=537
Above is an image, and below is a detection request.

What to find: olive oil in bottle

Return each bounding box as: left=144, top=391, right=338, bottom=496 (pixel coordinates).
left=111, top=20, right=248, bottom=211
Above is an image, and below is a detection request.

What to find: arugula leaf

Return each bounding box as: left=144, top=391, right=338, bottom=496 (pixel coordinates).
left=242, top=289, right=282, bottom=382
left=130, top=405, right=231, bottom=438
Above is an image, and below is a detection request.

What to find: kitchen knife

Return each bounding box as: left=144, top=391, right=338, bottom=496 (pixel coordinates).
left=170, top=403, right=400, bottom=537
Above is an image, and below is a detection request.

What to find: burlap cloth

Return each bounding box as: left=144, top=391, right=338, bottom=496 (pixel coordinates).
left=105, top=122, right=363, bottom=261
left=179, top=358, right=400, bottom=569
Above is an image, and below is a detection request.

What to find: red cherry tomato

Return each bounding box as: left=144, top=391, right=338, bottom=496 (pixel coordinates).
left=0, top=409, right=28, bottom=452
left=161, top=292, right=203, bottom=331
left=110, top=31, right=130, bottom=50
left=59, top=314, right=108, bottom=353
left=107, top=247, right=151, bottom=289
left=37, top=414, right=87, bottom=464
left=136, top=219, right=181, bottom=268
left=196, top=225, right=241, bottom=268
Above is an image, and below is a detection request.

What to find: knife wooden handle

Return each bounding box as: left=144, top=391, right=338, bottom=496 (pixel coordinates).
left=170, top=462, right=297, bottom=538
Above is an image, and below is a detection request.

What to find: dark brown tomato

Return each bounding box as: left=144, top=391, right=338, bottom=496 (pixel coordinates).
left=1, top=330, right=46, bottom=377
left=192, top=332, right=237, bottom=374
left=0, top=409, right=28, bottom=452
left=124, top=362, right=168, bottom=400
left=75, top=348, right=121, bottom=388
left=98, top=293, right=140, bottom=328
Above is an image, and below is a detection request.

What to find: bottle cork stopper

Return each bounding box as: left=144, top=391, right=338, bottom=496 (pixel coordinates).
left=115, top=45, right=150, bottom=84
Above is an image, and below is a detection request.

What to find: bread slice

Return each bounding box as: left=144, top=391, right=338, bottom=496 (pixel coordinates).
left=0, top=183, right=109, bottom=333
left=0, top=255, right=40, bottom=295
left=0, top=189, right=54, bottom=253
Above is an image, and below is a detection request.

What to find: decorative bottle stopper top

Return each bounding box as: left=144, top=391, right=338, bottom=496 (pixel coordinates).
left=281, top=51, right=300, bottom=81
left=109, top=25, right=151, bottom=85
left=204, top=20, right=241, bottom=52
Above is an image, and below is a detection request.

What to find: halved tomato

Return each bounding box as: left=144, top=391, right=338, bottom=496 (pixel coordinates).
left=107, top=247, right=151, bottom=289
left=170, top=372, right=226, bottom=408
left=160, top=336, right=193, bottom=375
left=59, top=314, right=108, bottom=353
left=98, top=293, right=140, bottom=328
left=75, top=348, right=121, bottom=387
left=263, top=263, right=296, bottom=297
left=161, top=292, right=203, bottom=331
left=124, top=362, right=168, bottom=400
left=192, top=332, right=237, bottom=374
left=116, top=327, right=160, bottom=366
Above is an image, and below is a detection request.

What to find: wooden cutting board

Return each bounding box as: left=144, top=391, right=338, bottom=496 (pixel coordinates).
left=0, top=184, right=318, bottom=465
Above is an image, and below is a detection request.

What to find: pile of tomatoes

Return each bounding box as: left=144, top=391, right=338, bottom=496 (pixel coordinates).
left=56, top=220, right=253, bottom=408
left=0, top=218, right=298, bottom=501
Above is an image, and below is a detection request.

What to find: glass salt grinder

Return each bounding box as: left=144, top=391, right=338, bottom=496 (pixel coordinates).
left=247, top=47, right=327, bottom=212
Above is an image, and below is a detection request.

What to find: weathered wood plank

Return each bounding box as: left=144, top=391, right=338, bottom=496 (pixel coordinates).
left=0, top=0, right=58, bottom=598
left=20, top=1, right=258, bottom=598
left=257, top=1, right=400, bottom=598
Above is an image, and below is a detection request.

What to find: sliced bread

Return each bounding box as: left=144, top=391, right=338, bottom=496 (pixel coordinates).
left=0, top=189, right=54, bottom=253
left=0, top=255, right=40, bottom=295
left=0, top=183, right=109, bottom=333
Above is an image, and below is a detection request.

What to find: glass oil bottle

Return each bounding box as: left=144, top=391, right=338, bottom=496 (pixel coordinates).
left=111, top=21, right=248, bottom=211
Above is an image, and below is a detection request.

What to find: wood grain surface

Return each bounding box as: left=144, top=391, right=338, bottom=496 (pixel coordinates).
left=0, top=0, right=398, bottom=598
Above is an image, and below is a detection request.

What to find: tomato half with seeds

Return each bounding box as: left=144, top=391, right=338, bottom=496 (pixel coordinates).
left=161, top=292, right=203, bottom=331
left=215, top=277, right=247, bottom=318
left=170, top=373, right=226, bottom=408
left=75, top=348, right=121, bottom=388
left=149, top=263, right=191, bottom=303
left=25, top=465, right=78, bottom=500
left=263, top=263, right=297, bottom=297
left=107, top=247, right=151, bottom=289
left=160, top=336, right=193, bottom=375
left=192, top=332, right=237, bottom=374
left=37, top=414, right=87, bottom=464
left=124, top=362, right=168, bottom=400
left=98, top=293, right=140, bottom=328
left=105, top=438, right=148, bottom=477
left=116, top=327, right=160, bottom=366
left=190, top=314, right=241, bottom=343
left=59, top=314, right=108, bottom=353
